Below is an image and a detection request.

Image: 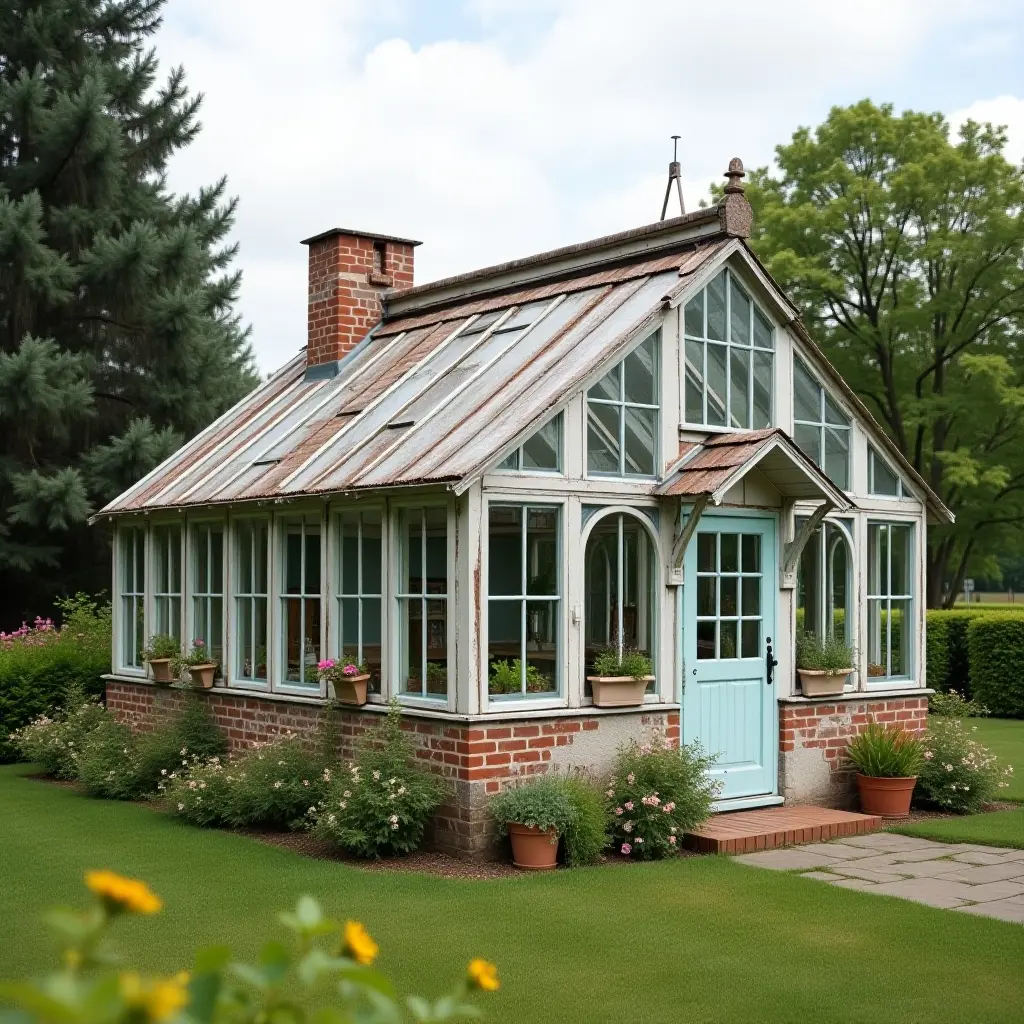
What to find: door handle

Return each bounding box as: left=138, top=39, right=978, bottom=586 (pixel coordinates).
left=766, top=637, right=778, bottom=686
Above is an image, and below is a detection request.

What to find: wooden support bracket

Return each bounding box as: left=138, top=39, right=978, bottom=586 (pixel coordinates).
left=780, top=499, right=834, bottom=589
left=668, top=493, right=710, bottom=586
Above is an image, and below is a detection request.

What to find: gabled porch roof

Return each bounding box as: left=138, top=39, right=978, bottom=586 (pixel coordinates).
left=656, top=428, right=854, bottom=510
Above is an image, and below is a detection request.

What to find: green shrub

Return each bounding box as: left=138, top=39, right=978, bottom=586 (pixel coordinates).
left=968, top=614, right=1024, bottom=718
left=916, top=718, right=1013, bottom=813
left=160, top=753, right=235, bottom=826
left=0, top=595, right=111, bottom=762
left=844, top=723, right=925, bottom=778
left=795, top=631, right=855, bottom=672
left=591, top=647, right=653, bottom=678
left=929, top=689, right=988, bottom=718
left=75, top=715, right=141, bottom=799
left=7, top=696, right=107, bottom=779
left=310, top=702, right=446, bottom=857
left=558, top=776, right=610, bottom=867
left=605, top=738, right=718, bottom=859
left=926, top=610, right=987, bottom=695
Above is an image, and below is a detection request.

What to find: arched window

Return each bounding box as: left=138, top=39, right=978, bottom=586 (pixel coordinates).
left=796, top=518, right=854, bottom=649
left=584, top=512, right=657, bottom=687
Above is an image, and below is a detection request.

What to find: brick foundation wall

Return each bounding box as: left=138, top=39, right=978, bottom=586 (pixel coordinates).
left=779, top=695, right=929, bottom=808
left=106, top=681, right=678, bottom=858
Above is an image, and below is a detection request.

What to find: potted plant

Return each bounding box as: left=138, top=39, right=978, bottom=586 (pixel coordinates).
left=179, top=638, right=218, bottom=689
left=795, top=631, right=855, bottom=697
left=142, top=634, right=180, bottom=684
left=488, top=659, right=551, bottom=696
left=487, top=776, right=576, bottom=870
left=319, top=658, right=371, bottom=705
left=587, top=647, right=654, bottom=707
left=845, top=721, right=925, bottom=817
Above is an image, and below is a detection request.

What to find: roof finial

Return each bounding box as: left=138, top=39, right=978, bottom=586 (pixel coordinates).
left=724, top=157, right=745, bottom=195
left=660, top=135, right=685, bottom=220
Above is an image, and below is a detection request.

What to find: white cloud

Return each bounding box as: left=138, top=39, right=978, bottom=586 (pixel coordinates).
left=950, top=95, right=1024, bottom=164
left=155, top=0, right=1019, bottom=370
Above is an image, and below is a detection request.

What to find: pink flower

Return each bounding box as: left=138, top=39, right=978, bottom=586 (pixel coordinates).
left=626, top=773, right=635, bottom=785
left=624, top=801, right=634, bottom=811
left=317, top=659, right=335, bottom=671
left=342, top=663, right=360, bottom=676
left=193, top=638, right=205, bottom=647
left=669, top=835, right=677, bottom=846
left=620, top=843, right=632, bottom=856
left=614, top=807, right=624, bottom=816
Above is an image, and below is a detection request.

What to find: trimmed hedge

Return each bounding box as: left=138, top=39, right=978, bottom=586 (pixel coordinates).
left=968, top=614, right=1024, bottom=718
left=926, top=611, right=985, bottom=696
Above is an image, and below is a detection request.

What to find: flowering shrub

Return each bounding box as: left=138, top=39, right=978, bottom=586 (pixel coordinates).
left=605, top=738, right=718, bottom=860
left=488, top=773, right=609, bottom=867
left=309, top=700, right=446, bottom=858
left=164, top=732, right=329, bottom=830
left=8, top=696, right=107, bottom=778
left=75, top=715, right=144, bottom=799
left=916, top=717, right=1014, bottom=813
left=0, top=594, right=111, bottom=761
left=0, top=871, right=498, bottom=1024
left=929, top=689, right=989, bottom=718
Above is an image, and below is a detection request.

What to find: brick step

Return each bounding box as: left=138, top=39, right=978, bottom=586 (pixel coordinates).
left=684, top=805, right=883, bottom=854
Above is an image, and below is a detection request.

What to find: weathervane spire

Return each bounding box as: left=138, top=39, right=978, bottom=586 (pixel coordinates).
left=660, top=135, right=685, bottom=220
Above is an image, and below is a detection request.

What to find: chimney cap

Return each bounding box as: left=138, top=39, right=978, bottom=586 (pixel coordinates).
left=300, top=227, right=422, bottom=247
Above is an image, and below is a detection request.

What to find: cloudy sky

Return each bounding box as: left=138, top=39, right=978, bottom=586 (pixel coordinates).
left=154, top=0, right=1024, bottom=372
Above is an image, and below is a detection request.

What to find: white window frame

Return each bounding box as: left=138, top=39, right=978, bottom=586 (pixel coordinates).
left=188, top=519, right=226, bottom=675
left=392, top=501, right=454, bottom=708
left=792, top=357, right=851, bottom=490
left=277, top=511, right=325, bottom=695
left=496, top=412, right=564, bottom=474
left=683, top=269, right=775, bottom=430
left=151, top=521, right=183, bottom=642
left=869, top=445, right=905, bottom=498
left=484, top=502, right=563, bottom=703
left=333, top=505, right=385, bottom=698
left=116, top=522, right=147, bottom=674
left=586, top=331, right=661, bottom=479
left=230, top=515, right=271, bottom=690
left=580, top=506, right=660, bottom=703
left=866, top=520, right=915, bottom=685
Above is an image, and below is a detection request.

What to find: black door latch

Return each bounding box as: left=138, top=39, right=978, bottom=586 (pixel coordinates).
left=766, top=637, right=778, bottom=686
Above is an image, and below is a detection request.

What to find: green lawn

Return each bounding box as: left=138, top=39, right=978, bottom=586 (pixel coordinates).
left=891, top=807, right=1024, bottom=848
left=2, top=766, right=1024, bottom=1024
left=963, top=717, right=1024, bottom=801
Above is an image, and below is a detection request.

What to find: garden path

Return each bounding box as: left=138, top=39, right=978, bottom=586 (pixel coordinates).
left=734, top=832, right=1024, bottom=923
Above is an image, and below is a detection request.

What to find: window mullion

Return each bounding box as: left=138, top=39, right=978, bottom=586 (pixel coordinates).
left=616, top=514, right=624, bottom=661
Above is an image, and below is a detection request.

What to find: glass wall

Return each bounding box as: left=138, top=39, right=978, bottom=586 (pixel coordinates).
left=867, top=522, right=913, bottom=681
left=234, top=519, right=269, bottom=686
left=119, top=525, right=146, bottom=669
left=152, top=523, right=182, bottom=641
left=191, top=523, right=224, bottom=671
left=280, top=516, right=321, bottom=689
left=336, top=509, right=383, bottom=692
left=793, top=358, right=850, bottom=489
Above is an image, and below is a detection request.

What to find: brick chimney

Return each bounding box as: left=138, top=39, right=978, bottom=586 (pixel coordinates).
left=300, top=228, right=420, bottom=378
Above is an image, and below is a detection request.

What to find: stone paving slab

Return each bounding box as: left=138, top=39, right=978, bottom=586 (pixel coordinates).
left=733, top=832, right=1024, bottom=924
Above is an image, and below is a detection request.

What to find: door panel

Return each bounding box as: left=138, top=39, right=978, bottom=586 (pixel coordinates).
left=683, top=514, right=777, bottom=801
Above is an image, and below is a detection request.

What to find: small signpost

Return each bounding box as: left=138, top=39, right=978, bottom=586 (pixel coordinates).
left=964, top=577, right=975, bottom=606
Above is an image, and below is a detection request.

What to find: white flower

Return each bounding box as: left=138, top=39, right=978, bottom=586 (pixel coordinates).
left=177, top=802, right=185, bottom=811
left=160, top=768, right=167, bottom=776
left=623, top=822, right=633, bottom=833
left=391, top=823, right=399, bottom=830
left=945, top=764, right=954, bottom=772
left=923, top=751, right=934, bottom=760
left=397, top=786, right=406, bottom=796
left=372, top=770, right=381, bottom=781
left=389, top=814, right=399, bottom=824
left=273, top=780, right=283, bottom=789
left=343, top=790, right=352, bottom=799
left=626, top=773, right=636, bottom=785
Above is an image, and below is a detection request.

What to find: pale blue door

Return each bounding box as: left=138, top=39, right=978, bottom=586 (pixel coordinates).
left=682, top=514, right=777, bottom=801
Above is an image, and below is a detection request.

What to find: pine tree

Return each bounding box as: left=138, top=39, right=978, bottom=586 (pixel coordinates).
left=0, top=0, right=258, bottom=623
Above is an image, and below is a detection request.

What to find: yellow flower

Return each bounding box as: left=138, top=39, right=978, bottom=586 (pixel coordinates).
left=85, top=870, right=162, bottom=915
left=467, top=958, right=500, bottom=992
left=342, top=920, right=378, bottom=966
left=120, top=972, right=190, bottom=1022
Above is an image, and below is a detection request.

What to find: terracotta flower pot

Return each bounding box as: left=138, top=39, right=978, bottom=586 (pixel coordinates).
left=587, top=675, right=654, bottom=708
left=188, top=663, right=217, bottom=689
left=148, top=658, right=174, bottom=685
left=329, top=673, right=371, bottom=706
left=507, top=822, right=559, bottom=870
left=798, top=668, right=851, bottom=697
left=856, top=774, right=917, bottom=818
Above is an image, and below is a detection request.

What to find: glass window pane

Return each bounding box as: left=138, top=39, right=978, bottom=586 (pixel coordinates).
left=194, top=529, right=208, bottom=588
left=720, top=577, right=738, bottom=616
left=488, top=600, right=523, bottom=696
left=498, top=450, right=519, bottom=471
left=891, top=523, right=911, bottom=596
left=753, top=307, right=773, bottom=350
left=826, top=524, right=850, bottom=643
left=685, top=339, right=704, bottom=424
left=400, top=597, right=422, bottom=694
left=824, top=426, right=850, bottom=489
left=720, top=620, right=738, bottom=659
left=285, top=529, right=302, bottom=594
left=707, top=271, right=727, bottom=341
left=526, top=600, right=558, bottom=693
left=752, top=351, right=772, bottom=429
left=527, top=508, right=558, bottom=595
left=697, top=577, right=716, bottom=616
left=254, top=524, right=268, bottom=593
left=742, top=577, right=760, bottom=616
left=684, top=292, right=704, bottom=337
left=363, top=597, right=382, bottom=693
left=706, top=344, right=727, bottom=427
left=340, top=596, right=359, bottom=656
left=623, top=336, right=657, bottom=405
left=211, top=531, right=223, bottom=592
left=488, top=506, right=522, bottom=596
left=741, top=620, right=760, bottom=658
left=590, top=364, right=619, bottom=402
left=730, top=280, right=751, bottom=346
left=793, top=359, right=821, bottom=423
left=720, top=533, right=738, bottom=573
left=697, top=620, right=716, bottom=660
left=362, top=512, right=382, bottom=594
left=729, top=347, right=750, bottom=429
left=587, top=402, right=621, bottom=474
left=867, top=598, right=887, bottom=678
left=425, top=599, right=447, bottom=695
left=890, top=599, right=911, bottom=677
left=305, top=530, right=321, bottom=594
left=797, top=525, right=822, bottom=638
left=794, top=423, right=821, bottom=467
left=868, top=524, right=886, bottom=597
left=623, top=407, right=656, bottom=476
left=522, top=415, right=561, bottom=471
left=824, top=394, right=849, bottom=427
left=741, top=534, right=760, bottom=573
left=871, top=449, right=900, bottom=496
left=697, top=533, right=716, bottom=572
left=340, top=514, right=359, bottom=593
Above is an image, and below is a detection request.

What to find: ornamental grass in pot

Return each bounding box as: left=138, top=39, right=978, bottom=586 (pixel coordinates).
left=587, top=647, right=654, bottom=707
left=142, top=634, right=179, bottom=684
left=795, top=631, right=854, bottom=697
left=845, top=722, right=925, bottom=818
